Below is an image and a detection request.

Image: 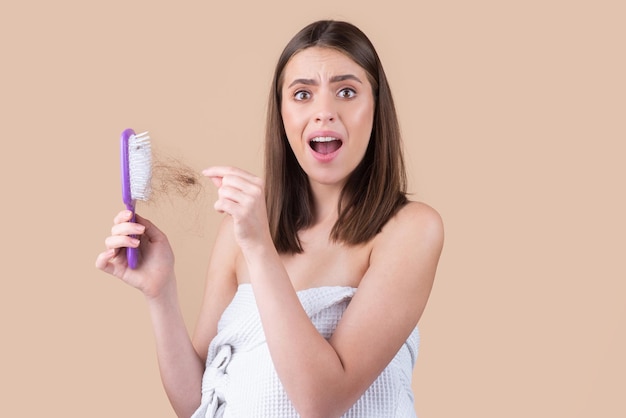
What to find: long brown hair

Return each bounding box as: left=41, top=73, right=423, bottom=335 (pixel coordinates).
left=265, top=20, right=408, bottom=253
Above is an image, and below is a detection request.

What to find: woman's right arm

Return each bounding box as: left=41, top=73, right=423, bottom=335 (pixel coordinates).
left=95, top=210, right=237, bottom=417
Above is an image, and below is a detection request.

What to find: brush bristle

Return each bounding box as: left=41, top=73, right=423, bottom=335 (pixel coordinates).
left=129, top=131, right=152, bottom=201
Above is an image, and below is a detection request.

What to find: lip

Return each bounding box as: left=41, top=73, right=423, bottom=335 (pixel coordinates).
left=307, top=130, right=344, bottom=163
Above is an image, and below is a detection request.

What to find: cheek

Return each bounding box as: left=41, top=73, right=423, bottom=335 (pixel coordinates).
left=280, top=110, right=299, bottom=152
left=281, top=104, right=294, bottom=131
left=350, top=105, right=375, bottom=138
left=281, top=105, right=307, bottom=140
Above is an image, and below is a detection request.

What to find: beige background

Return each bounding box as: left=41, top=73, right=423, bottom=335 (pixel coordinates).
left=1, top=0, right=624, bottom=417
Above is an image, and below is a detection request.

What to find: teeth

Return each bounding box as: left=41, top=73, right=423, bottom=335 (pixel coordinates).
left=311, top=136, right=339, bottom=142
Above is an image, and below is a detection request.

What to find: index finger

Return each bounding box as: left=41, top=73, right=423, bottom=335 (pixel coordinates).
left=202, top=166, right=257, bottom=182
left=113, top=210, right=134, bottom=224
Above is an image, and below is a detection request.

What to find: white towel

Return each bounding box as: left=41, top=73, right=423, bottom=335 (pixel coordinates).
left=191, top=284, right=419, bottom=418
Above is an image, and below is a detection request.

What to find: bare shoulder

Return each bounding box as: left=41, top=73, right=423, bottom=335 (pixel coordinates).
left=330, top=201, right=443, bottom=385
left=375, top=201, right=444, bottom=253
left=362, top=200, right=444, bottom=303
left=396, top=200, right=443, bottom=228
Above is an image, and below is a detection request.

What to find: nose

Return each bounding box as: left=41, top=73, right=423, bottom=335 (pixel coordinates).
left=314, top=93, right=337, bottom=124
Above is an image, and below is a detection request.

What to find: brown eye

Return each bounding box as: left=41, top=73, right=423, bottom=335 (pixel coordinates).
left=294, top=90, right=311, bottom=101
left=338, top=88, right=356, bottom=99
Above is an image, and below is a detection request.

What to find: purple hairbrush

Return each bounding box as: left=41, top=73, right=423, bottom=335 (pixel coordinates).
left=120, top=128, right=152, bottom=269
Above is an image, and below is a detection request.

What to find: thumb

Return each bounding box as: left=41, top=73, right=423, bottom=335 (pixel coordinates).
left=209, top=176, right=223, bottom=188
left=134, top=214, right=165, bottom=241
left=201, top=167, right=224, bottom=188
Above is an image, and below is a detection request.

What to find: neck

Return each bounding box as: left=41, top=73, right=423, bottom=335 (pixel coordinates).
left=309, top=181, right=343, bottom=225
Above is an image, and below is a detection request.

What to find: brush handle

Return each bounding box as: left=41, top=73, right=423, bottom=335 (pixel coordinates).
left=121, top=128, right=139, bottom=269
left=125, top=202, right=139, bottom=269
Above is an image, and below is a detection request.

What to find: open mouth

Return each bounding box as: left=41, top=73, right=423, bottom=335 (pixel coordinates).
left=309, top=137, right=343, bottom=155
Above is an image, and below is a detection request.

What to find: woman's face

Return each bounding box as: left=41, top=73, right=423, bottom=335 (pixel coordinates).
left=281, top=46, right=375, bottom=189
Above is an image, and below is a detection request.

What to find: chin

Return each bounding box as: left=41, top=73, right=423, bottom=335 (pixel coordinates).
left=306, top=171, right=350, bottom=188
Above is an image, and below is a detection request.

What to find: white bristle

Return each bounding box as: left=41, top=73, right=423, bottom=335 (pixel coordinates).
left=129, top=131, right=152, bottom=201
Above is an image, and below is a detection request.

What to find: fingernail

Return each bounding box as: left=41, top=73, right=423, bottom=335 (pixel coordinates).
left=131, top=238, right=140, bottom=246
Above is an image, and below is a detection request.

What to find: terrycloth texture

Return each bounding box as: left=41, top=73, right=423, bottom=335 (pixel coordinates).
left=191, top=284, right=419, bottom=418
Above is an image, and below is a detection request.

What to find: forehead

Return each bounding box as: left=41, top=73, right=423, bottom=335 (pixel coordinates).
left=282, top=46, right=368, bottom=81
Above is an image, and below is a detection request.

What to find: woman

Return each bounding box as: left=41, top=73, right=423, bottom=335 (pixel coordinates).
left=96, top=20, right=444, bottom=418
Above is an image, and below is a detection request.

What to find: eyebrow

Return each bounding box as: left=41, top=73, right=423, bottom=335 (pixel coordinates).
left=287, top=74, right=363, bottom=88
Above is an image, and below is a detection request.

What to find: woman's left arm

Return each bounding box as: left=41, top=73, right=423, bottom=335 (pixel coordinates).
left=203, top=166, right=444, bottom=418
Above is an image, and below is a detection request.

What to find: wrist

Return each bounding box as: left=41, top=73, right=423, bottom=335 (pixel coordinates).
left=144, top=276, right=178, bottom=306
left=241, top=237, right=278, bottom=264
